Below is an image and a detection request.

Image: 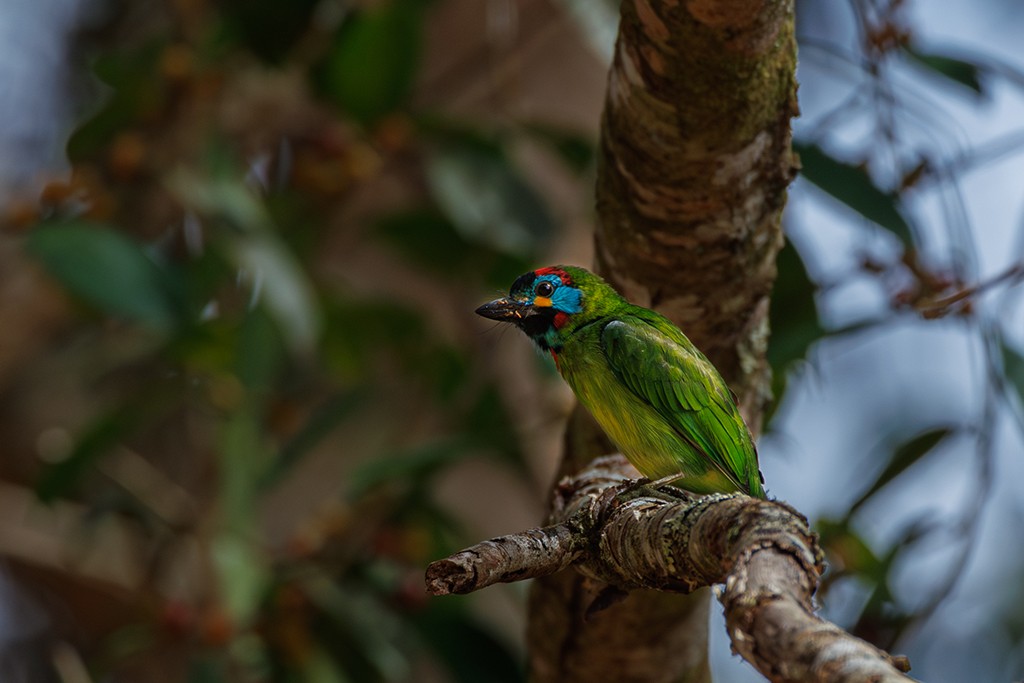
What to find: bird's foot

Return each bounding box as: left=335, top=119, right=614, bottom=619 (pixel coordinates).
left=616, top=473, right=693, bottom=503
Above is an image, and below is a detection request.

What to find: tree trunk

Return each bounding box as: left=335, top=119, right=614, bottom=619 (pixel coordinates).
left=526, top=0, right=799, bottom=680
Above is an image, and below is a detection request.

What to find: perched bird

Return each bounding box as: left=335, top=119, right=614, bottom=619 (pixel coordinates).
left=477, top=265, right=765, bottom=498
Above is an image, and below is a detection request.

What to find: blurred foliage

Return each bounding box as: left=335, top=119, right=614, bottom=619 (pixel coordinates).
left=903, top=46, right=985, bottom=96
left=766, top=238, right=823, bottom=419
left=776, top=2, right=1024, bottom=676
left=27, top=221, right=186, bottom=332
left=847, top=427, right=954, bottom=514
left=3, top=0, right=597, bottom=680
left=316, top=0, right=428, bottom=123
left=793, top=142, right=914, bottom=247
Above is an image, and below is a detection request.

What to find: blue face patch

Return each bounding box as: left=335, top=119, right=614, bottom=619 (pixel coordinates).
left=549, top=283, right=582, bottom=314
left=528, top=274, right=583, bottom=314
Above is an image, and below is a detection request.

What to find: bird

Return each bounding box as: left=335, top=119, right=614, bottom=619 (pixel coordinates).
left=476, top=265, right=765, bottom=498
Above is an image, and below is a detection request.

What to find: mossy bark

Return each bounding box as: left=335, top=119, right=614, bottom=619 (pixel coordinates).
left=528, top=1, right=799, bottom=681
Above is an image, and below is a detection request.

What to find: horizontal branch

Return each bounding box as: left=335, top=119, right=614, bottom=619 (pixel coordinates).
left=426, top=524, right=583, bottom=595
left=426, top=455, right=915, bottom=683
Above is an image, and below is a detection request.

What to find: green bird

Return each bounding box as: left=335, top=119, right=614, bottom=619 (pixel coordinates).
left=477, top=265, right=764, bottom=498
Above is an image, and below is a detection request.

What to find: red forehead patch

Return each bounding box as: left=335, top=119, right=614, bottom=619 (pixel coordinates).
left=534, top=266, right=571, bottom=285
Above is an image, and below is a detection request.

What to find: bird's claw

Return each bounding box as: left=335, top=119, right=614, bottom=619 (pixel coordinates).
left=615, top=474, right=693, bottom=503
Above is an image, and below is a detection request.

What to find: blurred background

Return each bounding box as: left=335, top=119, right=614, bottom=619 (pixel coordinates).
left=0, top=0, right=1022, bottom=681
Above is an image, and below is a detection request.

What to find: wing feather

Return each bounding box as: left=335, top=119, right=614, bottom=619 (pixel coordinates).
left=601, top=316, right=763, bottom=496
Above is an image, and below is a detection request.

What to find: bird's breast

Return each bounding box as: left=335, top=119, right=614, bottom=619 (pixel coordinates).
left=557, top=341, right=675, bottom=478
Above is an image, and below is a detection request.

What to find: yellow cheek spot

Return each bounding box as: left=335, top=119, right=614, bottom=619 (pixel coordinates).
left=534, top=296, right=553, bottom=307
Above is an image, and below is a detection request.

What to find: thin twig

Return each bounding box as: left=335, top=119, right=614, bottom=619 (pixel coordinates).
left=919, top=261, right=1024, bottom=314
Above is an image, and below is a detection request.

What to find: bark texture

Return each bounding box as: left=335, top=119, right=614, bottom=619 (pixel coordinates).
left=427, top=456, right=915, bottom=683
left=526, top=1, right=799, bottom=681
left=594, top=0, right=798, bottom=435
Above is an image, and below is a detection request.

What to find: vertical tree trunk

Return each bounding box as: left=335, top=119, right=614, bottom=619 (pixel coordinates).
left=527, top=0, right=798, bottom=680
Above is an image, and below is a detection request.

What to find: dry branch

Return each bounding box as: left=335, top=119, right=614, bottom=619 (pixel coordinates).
left=426, top=456, right=915, bottom=683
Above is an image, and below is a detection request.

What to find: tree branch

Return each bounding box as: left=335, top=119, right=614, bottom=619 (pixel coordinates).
left=426, top=524, right=583, bottom=595
left=427, top=456, right=914, bottom=683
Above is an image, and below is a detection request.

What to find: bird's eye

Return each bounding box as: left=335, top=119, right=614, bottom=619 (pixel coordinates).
left=535, top=281, right=555, bottom=297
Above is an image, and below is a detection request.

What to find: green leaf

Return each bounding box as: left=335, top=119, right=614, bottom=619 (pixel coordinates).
left=768, top=239, right=824, bottom=371
left=319, top=0, right=425, bottom=123
left=850, top=427, right=954, bottom=512
left=1001, top=342, right=1024, bottom=407
left=817, top=518, right=916, bottom=648
left=795, top=142, right=913, bottom=246
left=766, top=239, right=824, bottom=420
left=170, top=171, right=322, bottom=353
left=229, top=235, right=322, bottom=354
left=817, top=518, right=883, bottom=576
left=212, top=533, right=269, bottom=626
left=220, top=408, right=269, bottom=530
left=170, top=169, right=274, bottom=233
left=426, top=135, right=555, bottom=257
left=904, top=47, right=984, bottom=96
left=236, top=306, right=284, bottom=394
left=27, top=222, right=182, bottom=332
left=214, top=409, right=272, bottom=625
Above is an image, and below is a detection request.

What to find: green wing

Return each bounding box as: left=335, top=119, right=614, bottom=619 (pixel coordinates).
left=601, top=315, right=764, bottom=497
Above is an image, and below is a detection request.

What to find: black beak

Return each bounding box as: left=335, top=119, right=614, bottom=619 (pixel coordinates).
left=475, top=297, right=530, bottom=322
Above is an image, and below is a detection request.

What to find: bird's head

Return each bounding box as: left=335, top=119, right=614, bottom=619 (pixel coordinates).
left=476, top=265, right=619, bottom=351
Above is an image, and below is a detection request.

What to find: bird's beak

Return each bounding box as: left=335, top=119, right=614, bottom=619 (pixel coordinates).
left=475, top=297, right=530, bottom=322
